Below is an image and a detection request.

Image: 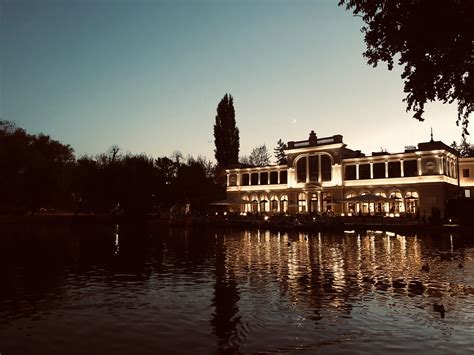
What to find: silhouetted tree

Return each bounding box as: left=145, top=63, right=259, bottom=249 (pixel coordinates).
left=249, top=144, right=271, bottom=167
left=0, top=121, right=75, bottom=213
left=274, top=139, right=287, bottom=165
left=452, top=137, right=474, bottom=157
left=239, top=155, right=252, bottom=166
left=119, top=154, right=155, bottom=216
left=213, top=94, right=240, bottom=168
left=70, top=156, right=101, bottom=214
left=339, top=0, right=474, bottom=136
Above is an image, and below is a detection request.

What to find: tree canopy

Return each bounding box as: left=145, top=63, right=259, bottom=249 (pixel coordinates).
left=274, top=139, right=287, bottom=165
left=213, top=94, right=240, bottom=168
left=249, top=145, right=271, bottom=167
left=339, top=0, right=474, bottom=136
left=0, top=120, right=224, bottom=215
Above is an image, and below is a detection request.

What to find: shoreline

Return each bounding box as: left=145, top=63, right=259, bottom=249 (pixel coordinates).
left=0, top=213, right=470, bottom=235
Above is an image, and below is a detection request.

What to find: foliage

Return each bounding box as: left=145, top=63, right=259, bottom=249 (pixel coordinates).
left=213, top=94, right=240, bottom=168
left=0, top=120, right=223, bottom=216
left=239, top=155, right=252, bottom=166
left=273, top=139, right=287, bottom=165
left=451, top=138, right=474, bottom=157
left=0, top=120, right=75, bottom=213
left=249, top=145, right=271, bottom=167
left=339, top=0, right=474, bottom=136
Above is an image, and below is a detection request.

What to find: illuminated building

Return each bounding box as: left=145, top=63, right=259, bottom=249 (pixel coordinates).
left=226, top=131, right=474, bottom=217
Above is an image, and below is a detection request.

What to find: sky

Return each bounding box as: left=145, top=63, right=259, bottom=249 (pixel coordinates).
left=0, top=0, right=466, bottom=162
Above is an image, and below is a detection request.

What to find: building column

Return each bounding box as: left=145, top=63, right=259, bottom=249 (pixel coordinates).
left=385, top=161, right=389, bottom=178
left=439, top=156, right=444, bottom=175
left=400, top=160, right=404, bottom=177
left=356, top=163, right=359, bottom=180
left=258, top=172, right=261, bottom=185
left=417, top=157, right=422, bottom=176
left=277, top=170, right=280, bottom=184
left=370, top=162, right=373, bottom=179
left=227, top=174, right=230, bottom=186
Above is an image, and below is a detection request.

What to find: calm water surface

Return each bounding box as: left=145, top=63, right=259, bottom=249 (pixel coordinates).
left=1, top=224, right=473, bottom=354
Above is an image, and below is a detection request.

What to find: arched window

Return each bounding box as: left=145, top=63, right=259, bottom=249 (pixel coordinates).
left=405, top=191, right=419, bottom=214
left=296, top=158, right=307, bottom=183
left=251, top=195, right=259, bottom=213
left=374, top=190, right=387, bottom=214
left=260, top=195, right=269, bottom=213
left=298, top=192, right=307, bottom=213
left=280, top=194, right=288, bottom=213
left=389, top=191, right=404, bottom=213
left=270, top=195, right=279, bottom=213
left=321, top=154, right=332, bottom=181
left=345, top=192, right=356, bottom=213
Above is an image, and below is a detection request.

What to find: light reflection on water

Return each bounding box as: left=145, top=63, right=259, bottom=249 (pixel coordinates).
left=0, top=224, right=473, bottom=354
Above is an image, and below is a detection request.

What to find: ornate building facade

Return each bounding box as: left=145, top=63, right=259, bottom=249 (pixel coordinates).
left=226, top=131, right=474, bottom=217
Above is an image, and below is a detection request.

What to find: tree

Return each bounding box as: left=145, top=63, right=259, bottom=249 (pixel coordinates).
left=339, top=0, right=474, bottom=136
left=213, top=94, right=240, bottom=168
left=274, top=139, right=287, bottom=165
left=451, top=137, right=474, bottom=157
left=239, top=155, right=252, bottom=166
left=249, top=145, right=271, bottom=167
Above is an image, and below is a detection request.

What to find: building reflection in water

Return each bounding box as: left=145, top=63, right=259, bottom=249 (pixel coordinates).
left=211, top=228, right=453, bottom=328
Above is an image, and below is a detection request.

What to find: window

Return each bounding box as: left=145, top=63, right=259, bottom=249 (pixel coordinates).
left=345, top=192, right=356, bottom=213
left=373, top=162, right=385, bottom=179
left=251, top=173, right=259, bottom=185
left=345, top=165, right=356, bottom=180
left=297, top=158, right=306, bottom=183
left=270, top=171, right=278, bottom=184
left=260, top=195, right=269, bottom=212
left=321, top=155, right=332, bottom=181
left=388, top=161, right=401, bottom=178
left=298, top=192, right=306, bottom=213
left=280, top=194, right=288, bottom=212
left=280, top=171, right=288, bottom=184
left=389, top=191, right=404, bottom=213
left=404, top=160, right=417, bottom=177
left=242, top=195, right=250, bottom=212
left=251, top=195, right=259, bottom=213
left=260, top=172, right=268, bottom=185
left=241, top=174, right=250, bottom=186
left=270, top=195, right=279, bottom=212
left=322, top=192, right=332, bottom=212
left=405, top=191, right=419, bottom=214
left=359, top=164, right=371, bottom=179
left=309, top=156, right=319, bottom=182
left=228, top=174, right=237, bottom=186
left=463, top=169, right=470, bottom=178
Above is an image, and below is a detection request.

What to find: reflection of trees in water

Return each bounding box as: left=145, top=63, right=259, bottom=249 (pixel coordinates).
left=211, top=234, right=241, bottom=354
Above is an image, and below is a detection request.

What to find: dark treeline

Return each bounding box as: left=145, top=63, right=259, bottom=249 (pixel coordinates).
left=0, top=121, right=225, bottom=216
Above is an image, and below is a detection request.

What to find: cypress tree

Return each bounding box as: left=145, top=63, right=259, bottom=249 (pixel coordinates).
left=213, top=94, right=240, bottom=168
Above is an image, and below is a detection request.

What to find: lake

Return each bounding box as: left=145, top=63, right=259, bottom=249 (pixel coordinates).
left=0, top=223, right=473, bottom=354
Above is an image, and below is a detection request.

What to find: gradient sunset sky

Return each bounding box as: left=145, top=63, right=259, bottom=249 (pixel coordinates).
left=1, top=0, right=464, bottom=161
